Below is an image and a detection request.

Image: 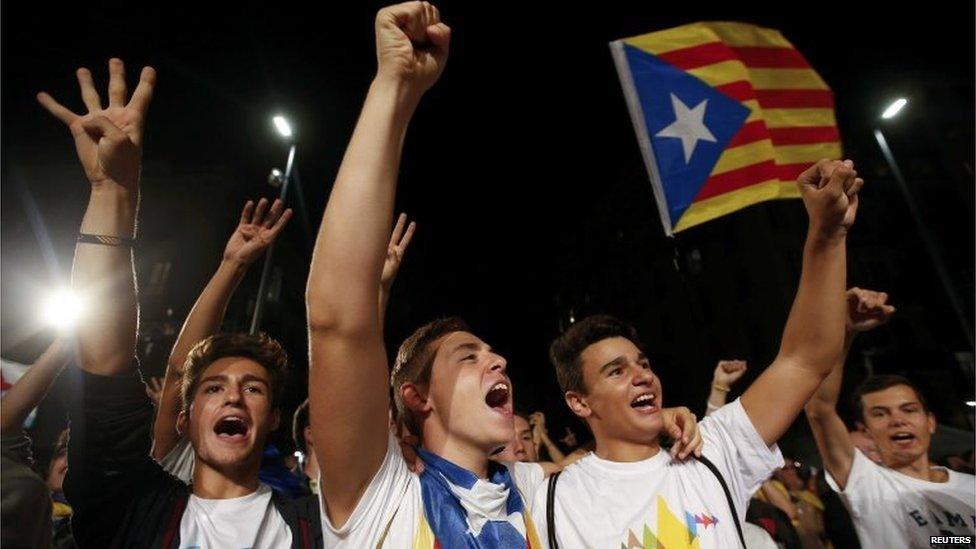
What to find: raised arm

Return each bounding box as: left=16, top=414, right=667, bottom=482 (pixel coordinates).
left=306, top=1, right=449, bottom=527
left=0, top=339, right=72, bottom=434
left=37, top=59, right=155, bottom=376
left=704, top=360, right=747, bottom=416
left=805, top=288, right=894, bottom=489
left=150, top=198, right=291, bottom=460
left=741, top=159, right=864, bottom=445
left=530, top=412, right=567, bottom=462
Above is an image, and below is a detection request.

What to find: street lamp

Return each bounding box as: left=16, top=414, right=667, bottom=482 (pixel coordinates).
left=873, top=97, right=974, bottom=349
left=273, top=115, right=293, bottom=138
left=881, top=98, right=908, bottom=119
left=250, top=115, right=299, bottom=334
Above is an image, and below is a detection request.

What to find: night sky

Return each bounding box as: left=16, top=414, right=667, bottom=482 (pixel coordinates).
left=3, top=2, right=974, bottom=461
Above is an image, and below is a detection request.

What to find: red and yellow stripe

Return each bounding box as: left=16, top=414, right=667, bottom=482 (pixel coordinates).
left=623, top=22, right=842, bottom=232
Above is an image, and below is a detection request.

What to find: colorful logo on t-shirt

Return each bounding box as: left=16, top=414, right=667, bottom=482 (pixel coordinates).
left=620, top=496, right=717, bottom=549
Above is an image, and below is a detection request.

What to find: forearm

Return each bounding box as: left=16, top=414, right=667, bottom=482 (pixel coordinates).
left=540, top=432, right=566, bottom=462
left=152, top=259, right=247, bottom=458
left=777, top=231, right=848, bottom=378
left=167, top=259, right=247, bottom=371
left=0, top=339, right=71, bottom=433
left=73, top=188, right=139, bottom=376
left=307, top=78, right=419, bottom=332
left=706, top=385, right=729, bottom=414
left=806, top=332, right=854, bottom=416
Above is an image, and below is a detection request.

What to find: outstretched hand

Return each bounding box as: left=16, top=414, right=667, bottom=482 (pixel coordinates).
left=375, top=1, right=450, bottom=96
left=797, top=159, right=864, bottom=239
left=37, top=59, right=156, bottom=191
left=381, top=213, right=417, bottom=293
left=223, top=198, right=293, bottom=265
left=846, top=287, right=896, bottom=333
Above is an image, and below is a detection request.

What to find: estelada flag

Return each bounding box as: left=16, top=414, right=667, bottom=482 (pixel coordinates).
left=610, top=22, right=842, bottom=235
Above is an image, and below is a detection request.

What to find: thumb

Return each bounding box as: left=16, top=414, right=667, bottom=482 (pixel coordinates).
left=427, top=23, right=451, bottom=50
left=80, top=115, right=126, bottom=142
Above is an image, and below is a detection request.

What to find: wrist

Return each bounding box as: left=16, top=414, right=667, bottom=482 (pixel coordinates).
left=806, top=223, right=847, bottom=248
left=369, top=75, right=422, bottom=119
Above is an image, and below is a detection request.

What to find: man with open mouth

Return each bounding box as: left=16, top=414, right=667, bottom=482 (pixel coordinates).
left=40, top=58, right=323, bottom=547
left=305, top=3, right=701, bottom=547
left=535, top=157, right=865, bottom=548
left=805, top=287, right=975, bottom=548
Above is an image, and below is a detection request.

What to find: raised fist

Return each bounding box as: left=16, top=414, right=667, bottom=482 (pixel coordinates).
left=712, top=360, right=747, bottom=388
left=846, top=287, right=895, bottom=333
left=375, top=1, right=450, bottom=95
left=797, top=159, right=864, bottom=239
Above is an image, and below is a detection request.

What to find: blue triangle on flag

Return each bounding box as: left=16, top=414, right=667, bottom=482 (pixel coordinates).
left=622, top=44, right=750, bottom=228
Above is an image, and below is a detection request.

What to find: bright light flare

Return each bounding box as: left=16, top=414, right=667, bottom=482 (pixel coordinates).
left=272, top=115, right=293, bottom=138
left=42, top=289, right=84, bottom=330
left=881, top=98, right=908, bottom=119
left=966, top=401, right=976, bottom=408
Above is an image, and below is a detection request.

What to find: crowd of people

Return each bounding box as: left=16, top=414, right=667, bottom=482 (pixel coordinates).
left=1, top=2, right=974, bottom=548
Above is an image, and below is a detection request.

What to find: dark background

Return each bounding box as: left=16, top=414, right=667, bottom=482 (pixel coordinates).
left=3, top=2, right=974, bottom=467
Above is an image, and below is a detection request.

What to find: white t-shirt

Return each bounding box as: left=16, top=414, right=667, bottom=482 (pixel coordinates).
left=533, top=398, right=783, bottom=548
left=179, top=483, right=292, bottom=549
left=320, top=433, right=546, bottom=547
left=161, top=436, right=195, bottom=484
left=826, top=448, right=976, bottom=548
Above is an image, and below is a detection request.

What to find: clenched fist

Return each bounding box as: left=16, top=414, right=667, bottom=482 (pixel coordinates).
left=797, top=159, right=864, bottom=239
left=375, top=1, right=450, bottom=96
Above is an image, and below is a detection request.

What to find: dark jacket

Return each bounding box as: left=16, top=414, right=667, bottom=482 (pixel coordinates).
left=64, top=368, right=323, bottom=548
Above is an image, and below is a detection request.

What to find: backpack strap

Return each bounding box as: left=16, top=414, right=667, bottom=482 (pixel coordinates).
left=694, top=454, right=745, bottom=549
left=546, top=471, right=562, bottom=549
left=161, top=492, right=188, bottom=549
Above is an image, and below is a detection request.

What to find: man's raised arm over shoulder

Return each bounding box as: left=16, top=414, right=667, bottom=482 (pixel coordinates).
left=305, top=1, right=449, bottom=527
left=805, top=288, right=894, bottom=489
left=741, top=159, right=864, bottom=445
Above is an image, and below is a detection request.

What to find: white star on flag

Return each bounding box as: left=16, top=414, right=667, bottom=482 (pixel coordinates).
left=655, top=93, right=717, bottom=163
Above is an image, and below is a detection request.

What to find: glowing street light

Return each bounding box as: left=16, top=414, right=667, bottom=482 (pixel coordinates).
left=874, top=96, right=974, bottom=349
left=966, top=401, right=976, bottom=408
left=272, top=115, right=293, bottom=138
left=42, top=289, right=83, bottom=330
left=881, top=98, right=908, bottom=119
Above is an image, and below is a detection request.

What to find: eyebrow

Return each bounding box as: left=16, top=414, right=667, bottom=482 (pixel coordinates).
left=451, top=342, right=491, bottom=356
left=198, top=374, right=269, bottom=387
left=599, top=356, right=626, bottom=375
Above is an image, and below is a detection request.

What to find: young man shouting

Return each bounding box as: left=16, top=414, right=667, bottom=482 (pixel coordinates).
left=537, top=158, right=865, bottom=548
left=805, top=287, right=975, bottom=547
left=40, top=59, right=321, bottom=548
left=305, top=3, right=700, bottom=546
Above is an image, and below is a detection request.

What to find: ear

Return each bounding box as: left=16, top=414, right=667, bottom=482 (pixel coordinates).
left=304, top=425, right=314, bottom=448
left=176, top=410, right=189, bottom=437
left=401, top=382, right=432, bottom=415
left=565, top=391, right=591, bottom=419
left=926, top=411, right=937, bottom=435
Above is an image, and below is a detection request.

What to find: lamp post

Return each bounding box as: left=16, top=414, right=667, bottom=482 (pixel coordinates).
left=873, top=98, right=974, bottom=349
left=249, top=115, right=297, bottom=334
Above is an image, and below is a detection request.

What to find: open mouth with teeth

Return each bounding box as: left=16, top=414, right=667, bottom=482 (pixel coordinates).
left=890, top=432, right=917, bottom=445
left=214, top=416, right=249, bottom=441
left=630, top=393, right=658, bottom=413
left=485, top=382, right=512, bottom=414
